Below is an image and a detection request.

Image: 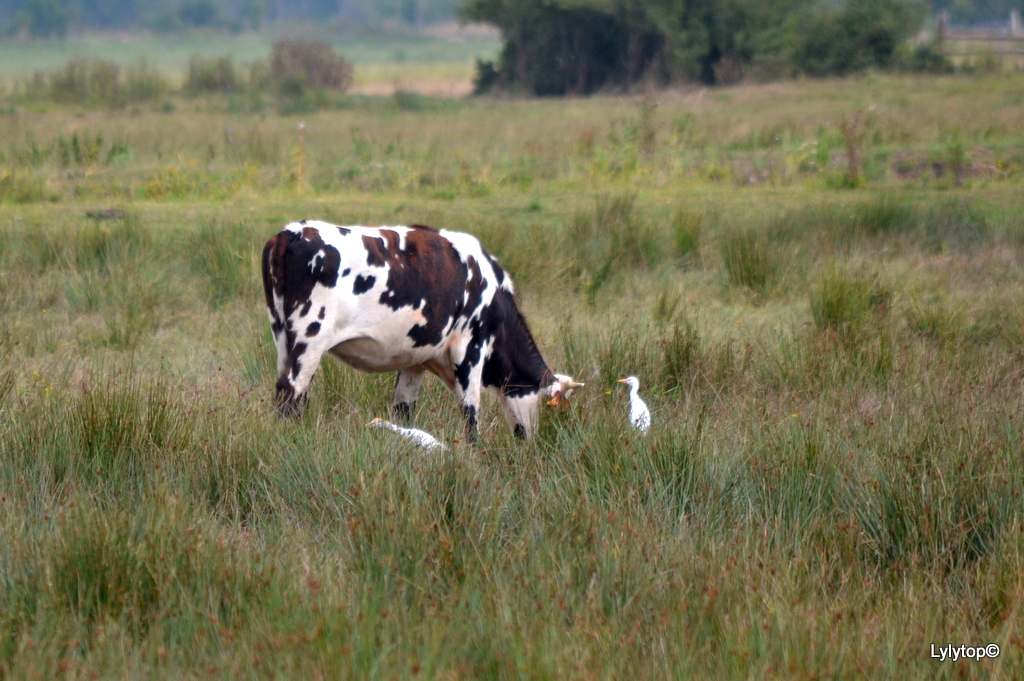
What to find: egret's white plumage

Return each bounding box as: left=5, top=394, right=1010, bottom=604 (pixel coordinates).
left=368, top=418, right=447, bottom=451
left=617, top=376, right=650, bottom=435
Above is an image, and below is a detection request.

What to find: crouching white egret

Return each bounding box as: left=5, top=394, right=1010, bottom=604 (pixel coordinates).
left=367, top=418, right=447, bottom=451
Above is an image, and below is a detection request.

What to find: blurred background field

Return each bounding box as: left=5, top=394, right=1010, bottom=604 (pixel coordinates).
left=0, top=26, right=499, bottom=94
left=3, top=4, right=1024, bottom=678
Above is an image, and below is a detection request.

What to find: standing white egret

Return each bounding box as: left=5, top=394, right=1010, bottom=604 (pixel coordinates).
left=617, top=376, right=651, bottom=435
left=367, top=418, right=447, bottom=451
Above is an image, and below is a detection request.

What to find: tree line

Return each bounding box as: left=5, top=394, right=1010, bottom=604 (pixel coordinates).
left=462, top=0, right=1019, bottom=94
left=0, top=0, right=464, bottom=37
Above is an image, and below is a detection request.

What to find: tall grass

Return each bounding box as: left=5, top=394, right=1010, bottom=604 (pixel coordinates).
left=1, top=74, right=1024, bottom=677
left=719, top=227, right=779, bottom=295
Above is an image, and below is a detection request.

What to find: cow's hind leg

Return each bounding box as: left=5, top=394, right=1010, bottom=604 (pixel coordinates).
left=391, top=368, right=425, bottom=424
left=275, top=338, right=330, bottom=418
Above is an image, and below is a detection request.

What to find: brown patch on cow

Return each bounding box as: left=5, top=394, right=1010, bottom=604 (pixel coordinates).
left=409, top=223, right=439, bottom=232
left=377, top=228, right=469, bottom=347
left=318, top=307, right=326, bottom=320
left=362, top=230, right=402, bottom=267
left=264, top=231, right=293, bottom=298
left=261, top=236, right=284, bottom=334
left=306, top=322, right=321, bottom=337
left=261, top=227, right=341, bottom=392
left=261, top=228, right=341, bottom=318
left=300, top=300, right=312, bottom=317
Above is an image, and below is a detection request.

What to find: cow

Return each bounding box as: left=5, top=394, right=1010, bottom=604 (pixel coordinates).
left=260, top=220, right=582, bottom=441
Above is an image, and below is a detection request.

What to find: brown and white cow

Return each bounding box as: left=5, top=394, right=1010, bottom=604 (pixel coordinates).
left=261, top=220, right=581, bottom=441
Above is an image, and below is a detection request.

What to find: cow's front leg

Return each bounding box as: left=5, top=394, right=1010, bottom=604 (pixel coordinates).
left=460, top=402, right=480, bottom=444
left=454, top=374, right=482, bottom=444
left=391, top=367, right=425, bottom=424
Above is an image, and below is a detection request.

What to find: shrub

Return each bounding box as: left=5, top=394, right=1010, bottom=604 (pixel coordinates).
left=56, top=132, right=103, bottom=166
left=472, top=59, right=499, bottom=95
left=0, top=170, right=55, bottom=204
left=47, top=56, right=93, bottom=104
left=565, top=193, right=661, bottom=298
left=903, top=297, right=965, bottom=347
left=184, top=55, right=239, bottom=94
left=849, top=193, right=917, bottom=238
left=809, top=263, right=890, bottom=341
left=22, top=57, right=166, bottom=108
left=270, top=40, right=353, bottom=93
left=123, top=57, right=168, bottom=103
left=185, top=220, right=261, bottom=306
left=672, top=210, right=703, bottom=261
left=897, top=43, right=955, bottom=73
left=393, top=89, right=428, bottom=112
left=919, top=198, right=990, bottom=253
left=719, top=228, right=779, bottom=295
left=661, top=318, right=702, bottom=390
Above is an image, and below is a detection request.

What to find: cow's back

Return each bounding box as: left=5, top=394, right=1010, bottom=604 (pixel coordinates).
left=262, top=220, right=512, bottom=369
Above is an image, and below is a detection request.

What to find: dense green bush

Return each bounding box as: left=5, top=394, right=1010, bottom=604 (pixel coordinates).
left=184, top=54, right=239, bottom=94
left=269, top=39, right=353, bottom=94
left=19, top=56, right=168, bottom=107
left=793, top=0, right=925, bottom=76
left=465, top=0, right=928, bottom=92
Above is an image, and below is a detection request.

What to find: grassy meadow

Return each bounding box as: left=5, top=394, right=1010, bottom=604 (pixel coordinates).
left=2, top=61, right=1024, bottom=678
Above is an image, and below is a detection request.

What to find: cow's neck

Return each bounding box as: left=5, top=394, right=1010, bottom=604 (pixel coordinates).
left=482, top=291, right=554, bottom=397
left=500, top=335, right=554, bottom=396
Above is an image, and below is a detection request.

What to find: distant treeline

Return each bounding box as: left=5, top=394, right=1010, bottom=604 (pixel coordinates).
left=0, top=0, right=463, bottom=37
left=935, top=0, right=1023, bottom=24
left=463, top=0, right=984, bottom=93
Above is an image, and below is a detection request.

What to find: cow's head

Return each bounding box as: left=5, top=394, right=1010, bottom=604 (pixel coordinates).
left=545, top=373, right=585, bottom=408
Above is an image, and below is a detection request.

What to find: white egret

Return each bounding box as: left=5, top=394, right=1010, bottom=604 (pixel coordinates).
left=617, top=376, right=651, bottom=435
left=367, top=418, right=447, bottom=451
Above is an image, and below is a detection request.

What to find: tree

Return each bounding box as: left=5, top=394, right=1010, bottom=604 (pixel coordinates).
left=19, top=0, right=70, bottom=38
left=178, top=0, right=221, bottom=27
left=466, top=0, right=929, bottom=93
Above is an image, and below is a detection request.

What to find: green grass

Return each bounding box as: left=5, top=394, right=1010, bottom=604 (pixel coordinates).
left=2, top=72, right=1024, bottom=678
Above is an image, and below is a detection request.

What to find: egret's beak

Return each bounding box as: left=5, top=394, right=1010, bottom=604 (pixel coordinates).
left=617, top=378, right=628, bottom=384
left=367, top=417, right=384, bottom=426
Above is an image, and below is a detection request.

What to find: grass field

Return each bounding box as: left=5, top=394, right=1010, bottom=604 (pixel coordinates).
left=2, top=65, right=1024, bottom=679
